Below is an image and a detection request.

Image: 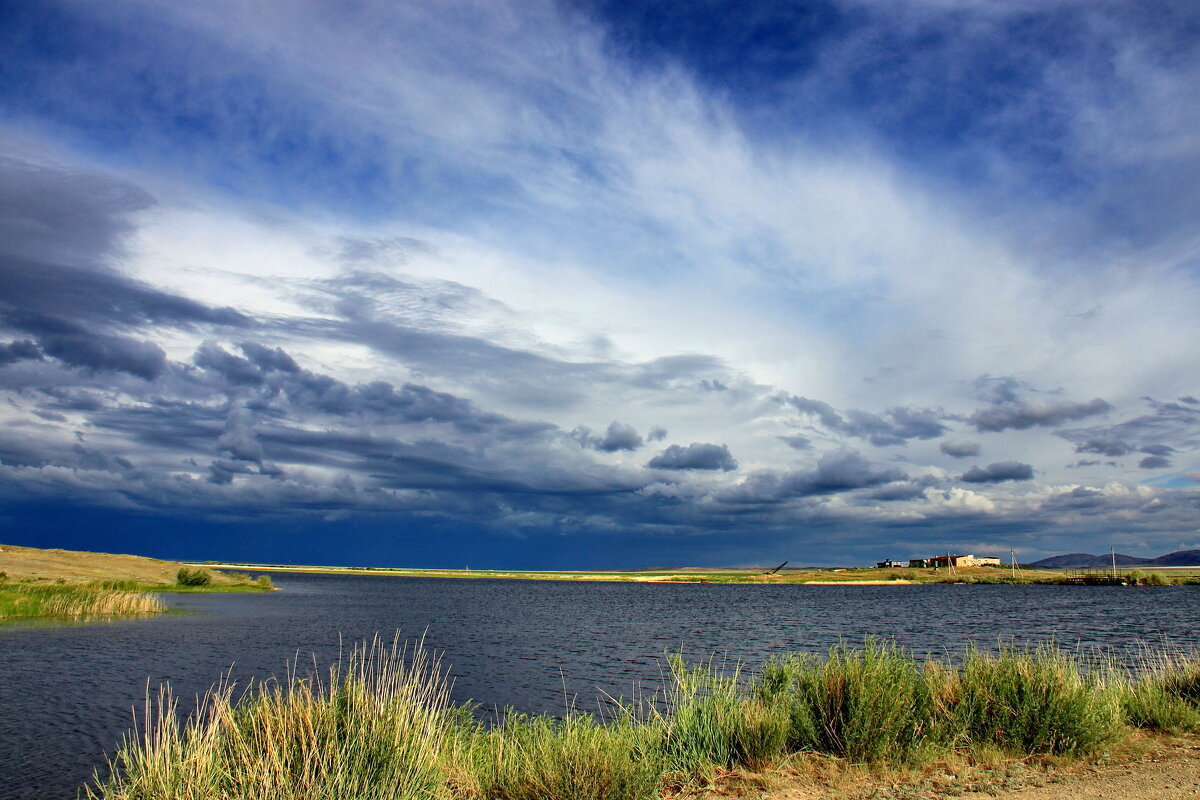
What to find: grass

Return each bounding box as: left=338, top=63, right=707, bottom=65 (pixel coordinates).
left=84, top=638, right=1200, bottom=800
left=0, top=580, right=165, bottom=619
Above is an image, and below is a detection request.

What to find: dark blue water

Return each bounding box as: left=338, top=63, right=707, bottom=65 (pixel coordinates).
left=3, top=574, right=1200, bottom=800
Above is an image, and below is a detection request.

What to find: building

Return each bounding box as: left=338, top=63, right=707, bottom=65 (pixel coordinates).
left=925, top=554, right=1002, bottom=568
left=875, top=560, right=907, bottom=569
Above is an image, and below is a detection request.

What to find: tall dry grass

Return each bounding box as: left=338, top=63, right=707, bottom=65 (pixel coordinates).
left=83, top=638, right=1200, bottom=800
left=91, top=636, right=457, bottom=800
left=0, top=582, right=165, bottom=619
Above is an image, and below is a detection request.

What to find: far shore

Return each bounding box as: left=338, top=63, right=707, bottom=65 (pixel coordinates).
left=188, top=560, right=1200, bottom=586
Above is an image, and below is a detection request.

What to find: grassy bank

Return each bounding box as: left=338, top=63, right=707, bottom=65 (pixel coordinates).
left=0, top=579, right=166, bottom=619
left=197, top=561, right=1200, bottom=586
left=88, top=639, right=1200, bottom=800
left=0, top=570, right=273, bottom=621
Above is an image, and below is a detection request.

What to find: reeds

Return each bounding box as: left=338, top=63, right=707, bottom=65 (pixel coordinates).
left=85, top=638, right=1200, bottom=800
left=91, top=636, right=458, bottom=800
left=0, top=581, right=165, bottom=619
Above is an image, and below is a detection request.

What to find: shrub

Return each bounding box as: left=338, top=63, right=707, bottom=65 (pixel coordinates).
left=656, top=654, right=789, bottom=776
left=467, top=713, right=662, bottom=800
left=175, top=567, right=211, bottom=587
left=952, top=644, right=1123, bottom=756
left=759, top=640, right=944, bottom=764
left=255, top=575, right=274, bottom=590
left=90, top=637, right=456, bottom=800
left=1122, top=682, right=1200, bottom=732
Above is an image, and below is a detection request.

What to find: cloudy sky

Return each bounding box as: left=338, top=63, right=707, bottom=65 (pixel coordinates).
left=1, top=0, right=1198, bottom=568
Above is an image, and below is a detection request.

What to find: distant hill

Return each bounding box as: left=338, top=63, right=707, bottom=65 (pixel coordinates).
left=1029, top=549, right=1200, bottom=568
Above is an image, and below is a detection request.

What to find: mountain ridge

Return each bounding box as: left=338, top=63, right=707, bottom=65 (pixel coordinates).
left=1029, top=549, right=1200, bottom=568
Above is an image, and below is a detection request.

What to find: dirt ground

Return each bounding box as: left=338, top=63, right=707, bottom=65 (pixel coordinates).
left=0, top=543, right=242, bottom=584
left=705, top=735, right=1200, bottom=800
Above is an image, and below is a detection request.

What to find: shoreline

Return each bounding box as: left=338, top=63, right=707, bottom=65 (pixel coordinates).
left=189, top=561, right=1200, bottom=586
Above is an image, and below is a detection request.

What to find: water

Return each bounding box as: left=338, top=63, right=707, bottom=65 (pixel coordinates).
left=3, top=573, right=1200, bottom=799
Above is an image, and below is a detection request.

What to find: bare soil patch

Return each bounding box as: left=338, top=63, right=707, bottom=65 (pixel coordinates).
left=702, top=735, right=1200, bottom=800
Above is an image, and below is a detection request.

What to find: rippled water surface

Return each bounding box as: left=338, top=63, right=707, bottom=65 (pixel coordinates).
left=4, top=573, right=1200, bottom=799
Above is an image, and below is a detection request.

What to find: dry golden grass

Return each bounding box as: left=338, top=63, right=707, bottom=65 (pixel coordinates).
left=0, top=543, right=246, bottom=585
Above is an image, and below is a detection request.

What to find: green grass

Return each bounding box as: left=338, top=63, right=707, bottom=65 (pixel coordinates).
left=85, top=639, right=1200, bottom=800
left=0, top=581, right=165, bottom=619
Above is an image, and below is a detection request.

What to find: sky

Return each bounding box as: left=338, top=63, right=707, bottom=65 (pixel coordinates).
left=0, top=0, right=1198, bottom=568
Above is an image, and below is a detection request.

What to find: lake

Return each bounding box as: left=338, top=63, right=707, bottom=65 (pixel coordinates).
left=3, top=573, right=1200, bottom=800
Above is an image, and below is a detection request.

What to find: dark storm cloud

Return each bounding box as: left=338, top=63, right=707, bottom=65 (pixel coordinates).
left=939, top=440, right=980, bottom=458
left=1057, top=397, right=1200, bottom=457
left=0, top=156, right=153, bottom=265
left=717, top=450, right=907, bottom=504
left=1074, top=436, right=1133, bottom=457
left=961, top=461, right=1034, bottom=483
left=574, top=421, right=645, bottom=452
left=863, top=482, right=928, bottom=502
left=190, top=342, right=551, bottom=437
left=1139, top=455, right=1172, bottom=470
left=647, top=442, right=737, bottom=471
left=967, top=376, right=1112, bottom=433
left=0, top=160, right=246, bottom=334
left=40, top=331, right=166, bottom=380
left=0, top=159, right=249, bottom=385
left=280, top=308, right=737, bottom=411
left=970, top=397, right=1111, bottom=432
left=784, top=395, right=948, bottom=445
left=0, top=339, right=41, bottom=365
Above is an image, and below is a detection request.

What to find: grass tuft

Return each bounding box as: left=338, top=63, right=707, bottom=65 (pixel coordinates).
left=951, top=644, right=1123, bottom=756
left=0, top=581, right=165, bottom=619
left=83, top=638, right=1200, bottom=800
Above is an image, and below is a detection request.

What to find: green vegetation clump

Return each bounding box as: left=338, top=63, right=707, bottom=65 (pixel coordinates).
left=0, top=581, right=165, bottom=619
left=255, top=574, right=274, bottom=590
left=86, top=638, right=1200, bottom=800
left=175, top=567, right=212, bottom=586
left=951, top=644, right=1123, bottom=755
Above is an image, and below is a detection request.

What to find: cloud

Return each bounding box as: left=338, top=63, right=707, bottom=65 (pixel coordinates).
left=647, top=442, right=737, bottom=471
left=939, top=440, right=980, bottom=458
left=1138, top=455, right=1171, bottom=470
left=718, top=449, right=907, bottom=505
left=576, top=421, right=645, bottom=452
left=961, top=461, right=1034, bottom=483
left=40, top=331, right=166, bottom=380
left=0, top=339, right=41, bottom=365
left=1074, top=436, right=1132, bottom=457
left=785, top=395, right=949, bottom=445
left=0, top=2, right=1198, bottom=566
left=970, top=397, right=1111, bottom=433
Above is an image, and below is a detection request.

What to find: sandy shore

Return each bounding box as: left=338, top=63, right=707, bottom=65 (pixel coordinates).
left=705, top=735, right=1200, bottom=799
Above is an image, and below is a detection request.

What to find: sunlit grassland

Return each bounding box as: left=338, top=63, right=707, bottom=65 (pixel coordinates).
left=200, top=562, right=1083, bottom=584
left=0, top=580, right=166, bottom=619
left=0, top=573, right=273, bottom=621
left=88, top=638, right=1200, bottom=800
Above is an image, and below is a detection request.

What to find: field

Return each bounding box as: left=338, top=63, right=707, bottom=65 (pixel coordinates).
left=201, top=561, right=1074, bottom=584
left=0, top=544, right=274, bottom=620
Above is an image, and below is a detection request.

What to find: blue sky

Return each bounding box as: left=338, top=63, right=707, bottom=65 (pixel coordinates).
left=0, top=0, right=1198, bottom=567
